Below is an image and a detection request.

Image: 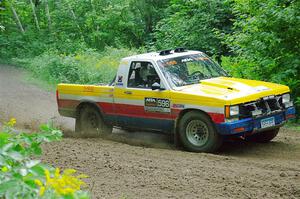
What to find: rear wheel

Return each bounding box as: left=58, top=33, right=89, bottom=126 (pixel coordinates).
left=246, top=128, right=279, bottom=143
left=178, top=111, right=223, bottom=152
left=76, top=105, right=112, bottom=137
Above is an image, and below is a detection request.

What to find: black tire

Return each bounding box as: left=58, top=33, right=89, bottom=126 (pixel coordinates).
left=178, top=111, right=223, bottom=152
left=75, top=105, right=112, bottom=137
left=245, top=128, right=279, bottom=143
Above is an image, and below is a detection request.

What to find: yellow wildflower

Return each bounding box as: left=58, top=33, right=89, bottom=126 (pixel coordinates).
left=74, top=54, right=81, bottom=60
left=45, top=169, right=51, bottom=182
left=39, top=186, right=46, bottom=196
left=43, top=168, right=87, bottom=196
left=1, top=166, right=8, bottom=172
left=62, top=188, right=74, bottom=195
left=63, top=169, right=76, bottom=175
left=34, top=179, right=46, bottom=196
left=34, top=179, right=43, bottom=187
left=54, top=168, right=60, bottom=178
left=7, top=118, right=16, bottom=127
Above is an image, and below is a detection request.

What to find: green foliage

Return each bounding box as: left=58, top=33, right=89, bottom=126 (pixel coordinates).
left=0, top=119, right=90, bottom=198
left=0, top=0, right=169, bottom=58
left=18, top=47, right=137, bottom=85
left=224, top=0, right=300, bottom=118
left=155, top=0, right=234, bottom=57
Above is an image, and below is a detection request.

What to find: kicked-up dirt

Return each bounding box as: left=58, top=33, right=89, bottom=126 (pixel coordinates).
left=0, top=65, right=299, bottom=199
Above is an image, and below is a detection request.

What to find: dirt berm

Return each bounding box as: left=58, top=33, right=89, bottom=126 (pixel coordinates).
left=0, top=65, right=299, bottom=199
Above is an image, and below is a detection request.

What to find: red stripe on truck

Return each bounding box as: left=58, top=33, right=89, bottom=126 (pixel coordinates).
left=58, top=99, right=225, bottom=123
left=112, top=103, right=177, bottom=120
left=58, top=99, right=80, bottom=108
left=208, top=112, right=225, bottom=123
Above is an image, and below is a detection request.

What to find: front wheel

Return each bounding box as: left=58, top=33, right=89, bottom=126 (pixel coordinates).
left=76, top=105, right=112, bottom=137
left=246, top=128, right=279, bottom=143
left=178, top=111, right=223, bottom=153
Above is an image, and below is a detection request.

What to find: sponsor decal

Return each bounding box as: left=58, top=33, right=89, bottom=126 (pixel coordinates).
left=181, top=58, right=193, bottom=63
left=116, top=76, right=124, bottom=86
left=165, top=60, right=177, bottom=66
left=144, top=97, right=171, bottom=113
left=118, top=75, right=123, bottom=83
left=172, top=104, right=185, bottom=109
left=83, top=86, right=94, bottom=92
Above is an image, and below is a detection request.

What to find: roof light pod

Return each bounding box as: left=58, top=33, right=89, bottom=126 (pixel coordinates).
left=174, top=47, right=186, bottom=53
left=159, top=49, right=172, bottom=56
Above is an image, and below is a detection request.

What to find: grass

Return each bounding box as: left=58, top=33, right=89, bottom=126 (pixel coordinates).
left=286, top=124, right=300, bottom=132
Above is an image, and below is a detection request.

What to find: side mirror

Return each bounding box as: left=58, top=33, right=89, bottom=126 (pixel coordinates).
left=151, top=82, right=165, bottom=91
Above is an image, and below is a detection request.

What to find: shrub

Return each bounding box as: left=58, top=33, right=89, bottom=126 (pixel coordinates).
left=17, top=47, right=137, bottom=85
left=0, top=119, right=90, bottom=199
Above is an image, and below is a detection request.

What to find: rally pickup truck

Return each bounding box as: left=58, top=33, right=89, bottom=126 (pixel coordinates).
left=56, top=48, right=296, bottom=152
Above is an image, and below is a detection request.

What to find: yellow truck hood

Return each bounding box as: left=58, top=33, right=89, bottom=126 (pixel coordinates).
left=176, top=77, right=289, bottom=105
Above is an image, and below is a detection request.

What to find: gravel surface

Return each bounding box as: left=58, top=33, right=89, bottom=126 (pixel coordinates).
left=0, top=65, right=299, bottom=199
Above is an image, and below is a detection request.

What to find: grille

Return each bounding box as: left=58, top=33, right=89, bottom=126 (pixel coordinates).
left=239, top=96, right=283, bottom=119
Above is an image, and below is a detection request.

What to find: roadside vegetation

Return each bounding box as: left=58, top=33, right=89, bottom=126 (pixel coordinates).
left=0, top=119, right=90, bottom=198
left=18, top=47, right=137, bottom=85
left=0, top=0, right=299, bottom=120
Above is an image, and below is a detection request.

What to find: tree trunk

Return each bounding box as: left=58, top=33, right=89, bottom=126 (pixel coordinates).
left=29, top=0, right=40, bottom=30
left=8, top=2, right=25, bottom=33
left=45, top=0, right=51, bottom=31
left=66, top=2, right=85, bottom=41
left=68, top=5, right=80, bottom=30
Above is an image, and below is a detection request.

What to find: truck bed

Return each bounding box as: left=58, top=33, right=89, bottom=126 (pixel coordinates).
left=57, top=84, right=114, bottom=118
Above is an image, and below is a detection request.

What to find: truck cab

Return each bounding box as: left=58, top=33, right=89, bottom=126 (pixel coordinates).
left=57, top=48, right=296, bottom=152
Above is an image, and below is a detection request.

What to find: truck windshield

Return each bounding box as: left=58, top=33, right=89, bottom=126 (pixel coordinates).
left=157, top=53, right=228, bottom=87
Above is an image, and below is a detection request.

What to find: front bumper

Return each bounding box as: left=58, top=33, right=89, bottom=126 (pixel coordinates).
left=217, top=106, right=296, bottom=135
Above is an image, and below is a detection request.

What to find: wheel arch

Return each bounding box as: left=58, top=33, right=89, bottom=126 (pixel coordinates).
left=75, top=100, right=113, bottom=135
left=75, top=100, right=103, bottom=118
left=174, top=108, right=223, bottom=152
left=174, top=108, right=214, bottom=132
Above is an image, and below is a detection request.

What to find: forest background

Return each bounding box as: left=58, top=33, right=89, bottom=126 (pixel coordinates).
left=0, top=0, right=299, bottom=120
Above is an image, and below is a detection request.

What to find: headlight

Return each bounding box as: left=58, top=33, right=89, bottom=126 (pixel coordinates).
left=282, top=94, right=290, bottom=103
left=230, top=105, right=239, bottom=116
left=225, top=105, right=239, bottom=118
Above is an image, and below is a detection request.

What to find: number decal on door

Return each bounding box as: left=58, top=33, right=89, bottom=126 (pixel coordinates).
left=144, top=98, right=171, bottom=113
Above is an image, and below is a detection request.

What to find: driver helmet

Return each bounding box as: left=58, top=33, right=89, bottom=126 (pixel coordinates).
left=139, top=63, right=156, bottom=82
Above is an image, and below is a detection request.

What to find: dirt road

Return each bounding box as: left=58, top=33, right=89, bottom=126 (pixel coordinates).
left=0, top=65, right=299, bottom=199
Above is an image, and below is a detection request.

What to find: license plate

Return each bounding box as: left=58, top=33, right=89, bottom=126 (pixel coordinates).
left=260, top=117, right=275, bottom=129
